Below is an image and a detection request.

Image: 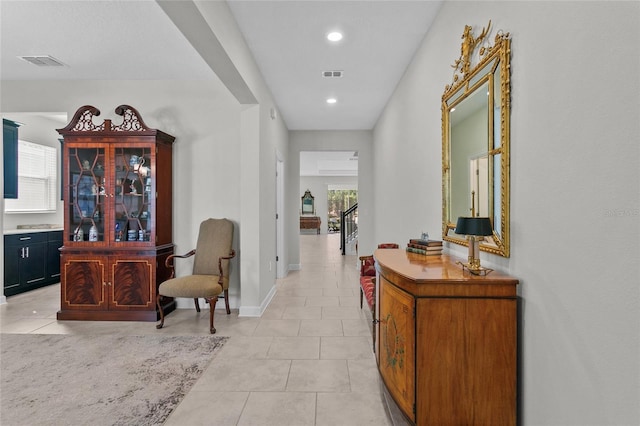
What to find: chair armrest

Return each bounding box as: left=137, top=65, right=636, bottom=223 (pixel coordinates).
left=220, top=249, right=236, bottom=261
left=165, top=249, right=196, bottom=278
left=217, top=249, right=236, bottom=284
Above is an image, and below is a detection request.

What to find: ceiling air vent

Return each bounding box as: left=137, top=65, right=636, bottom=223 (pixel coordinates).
left=19, top=55, right=66, bottom=67
left=322, top=70, right=343, bottom=78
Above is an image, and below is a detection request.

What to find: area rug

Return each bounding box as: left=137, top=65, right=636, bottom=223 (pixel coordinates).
left=0, top=334, right=227, bottom=426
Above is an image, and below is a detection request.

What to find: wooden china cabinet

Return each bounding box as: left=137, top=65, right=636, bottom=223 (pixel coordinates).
left=57, top=105, right=175, bottom=321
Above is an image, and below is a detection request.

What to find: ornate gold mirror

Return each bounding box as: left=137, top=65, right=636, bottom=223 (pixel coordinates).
left=301, top=189, right=315, bottom=215
left=442, top=21, right=511, bottom=257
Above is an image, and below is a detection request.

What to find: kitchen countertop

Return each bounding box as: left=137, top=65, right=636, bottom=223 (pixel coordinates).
left=4, top=225, right=64, bottom=235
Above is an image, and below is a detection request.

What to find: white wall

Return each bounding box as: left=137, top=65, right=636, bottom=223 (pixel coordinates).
left=288, top=130, right=373, bottom=269
left=374, top=1, right=639, bottom=424
left=1, top=79, right=245, bottom=307
left=195, top=1, right=290, bottom=313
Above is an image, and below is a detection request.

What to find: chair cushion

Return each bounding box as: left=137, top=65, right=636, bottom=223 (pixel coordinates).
left=158, top=275, right=223, bottom=298
left=360, top=276, right=375, bottom=310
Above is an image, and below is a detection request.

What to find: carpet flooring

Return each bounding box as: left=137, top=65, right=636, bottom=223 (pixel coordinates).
left=0, top=334, right=227, bottom=426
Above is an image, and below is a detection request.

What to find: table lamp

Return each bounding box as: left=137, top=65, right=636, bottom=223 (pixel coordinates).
left=455, top=216, right=494, bottom=275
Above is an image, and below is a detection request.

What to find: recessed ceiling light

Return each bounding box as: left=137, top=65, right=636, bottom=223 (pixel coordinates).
left=326, top=98, right=337, bottom=104
left=327, top=32, right=343, bottom=42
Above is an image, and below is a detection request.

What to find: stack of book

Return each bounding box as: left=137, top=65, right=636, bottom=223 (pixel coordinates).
left=406, top=238, right=443, bottom=256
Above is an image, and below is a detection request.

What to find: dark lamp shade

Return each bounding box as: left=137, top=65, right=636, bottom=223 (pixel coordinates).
left=455, top=217, right=493, bottom=236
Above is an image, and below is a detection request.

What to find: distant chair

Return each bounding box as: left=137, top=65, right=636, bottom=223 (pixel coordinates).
left=359, top=243, right=399, bottom=351
left=359, top=243, right=399, bottom=311
left=156, top=218, right=235, bottom=334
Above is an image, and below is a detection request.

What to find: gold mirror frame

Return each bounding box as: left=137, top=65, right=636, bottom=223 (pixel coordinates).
left=301, top=189, right=315, bottom=215
left=442, top=22, right=511, bottom=257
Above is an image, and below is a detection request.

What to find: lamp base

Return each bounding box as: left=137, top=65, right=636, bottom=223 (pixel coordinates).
left=456, top=261, right=494, bottom=276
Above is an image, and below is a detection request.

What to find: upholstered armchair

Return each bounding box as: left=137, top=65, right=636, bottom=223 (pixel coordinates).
left=156, top=218, right=235, bottom=334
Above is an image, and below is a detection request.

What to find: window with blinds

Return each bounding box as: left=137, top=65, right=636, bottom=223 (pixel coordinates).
left=4, top=140, right=57, bottom=213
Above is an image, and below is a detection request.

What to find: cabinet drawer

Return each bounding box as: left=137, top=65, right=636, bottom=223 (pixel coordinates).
left=5, top=233, right=48, bottom=245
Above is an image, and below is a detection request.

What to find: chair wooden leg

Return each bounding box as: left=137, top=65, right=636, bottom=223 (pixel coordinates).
left=156, top=294, right=165, bottom=329
left=224, top=289, right=230, bottom=314
left=194, top=298, right=201, bottom=312
left=359, top=287, right=364, bottom=309
left=208, top=296, right=218, bottom=334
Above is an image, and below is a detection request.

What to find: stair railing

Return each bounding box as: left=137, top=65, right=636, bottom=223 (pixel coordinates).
left=340, top=203, right=358, bottom=255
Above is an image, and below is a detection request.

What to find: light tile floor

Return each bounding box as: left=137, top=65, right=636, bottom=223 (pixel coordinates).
left=1, top=233, right=402, bottom=425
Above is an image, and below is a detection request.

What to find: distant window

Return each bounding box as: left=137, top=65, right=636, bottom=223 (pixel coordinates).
left=4, top=140, right=57, bottom=213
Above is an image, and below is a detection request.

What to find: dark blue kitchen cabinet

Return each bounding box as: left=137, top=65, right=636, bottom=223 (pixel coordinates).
left=3, top=119, right=20, bottom=199
left=4, top=231, right=62, bottom=296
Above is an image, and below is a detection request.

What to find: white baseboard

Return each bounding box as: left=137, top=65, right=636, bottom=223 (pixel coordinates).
left=289, top=263, right=301, bottom=271
left=238, top=284, right=277, bottom=317
left=172, top=284, right=278, bottom=319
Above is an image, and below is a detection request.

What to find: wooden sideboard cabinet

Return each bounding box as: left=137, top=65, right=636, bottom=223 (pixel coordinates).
left=374, top=249, right=519, bottom=425
left=56, top=105, right=175, bottom=321
left=300, top=216, right=321, bottom=234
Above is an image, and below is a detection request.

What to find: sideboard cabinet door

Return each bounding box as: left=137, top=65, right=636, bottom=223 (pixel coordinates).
left=417, top=297, right=517, bottom=425
left=60, top=256, right=106, bottom=311
left=110, top=257, right=154, bottom=310
left=378, top=275, right=416, bottom=423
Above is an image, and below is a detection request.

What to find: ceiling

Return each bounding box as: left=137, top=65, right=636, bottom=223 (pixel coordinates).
left=0, top=1, right=214, bottom=80
left=1, top=0, right=443, bottom=131
left=226, top=1, right=442, bottom=130
left=2, top=1, right=442, bottom=176
left=300, top=150, right=358, bottom=177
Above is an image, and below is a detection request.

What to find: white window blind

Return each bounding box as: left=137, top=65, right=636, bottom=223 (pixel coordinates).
left=4, top=140, right=57, bottom=213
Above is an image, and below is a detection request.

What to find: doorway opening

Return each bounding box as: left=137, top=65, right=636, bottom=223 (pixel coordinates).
left=327, top=187, right=357, bottom=234
left=299, top=150, right=358, bottom=235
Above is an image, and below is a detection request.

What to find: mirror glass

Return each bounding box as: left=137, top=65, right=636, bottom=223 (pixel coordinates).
left=442, top=27, right=511, bottom=257
left=301, top=190, right=315, bottom=215
left=449, top=79, right=490, bottom=221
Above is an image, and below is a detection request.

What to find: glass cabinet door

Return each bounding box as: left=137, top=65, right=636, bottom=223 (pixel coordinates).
left=113, top=147, right=152, bottom=243
left=67, top=147, right=106, bottom=243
